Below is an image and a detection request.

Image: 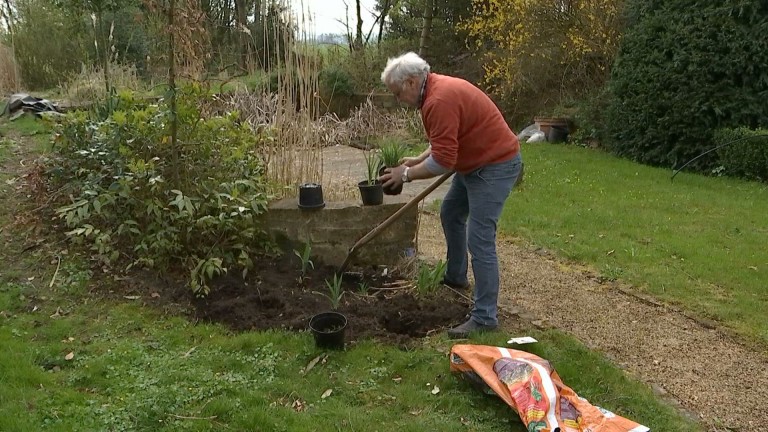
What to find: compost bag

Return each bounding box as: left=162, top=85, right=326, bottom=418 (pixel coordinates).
left=450, top=344, right=649, bottom=432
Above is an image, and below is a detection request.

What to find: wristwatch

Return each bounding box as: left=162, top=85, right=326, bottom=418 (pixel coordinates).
left=401, top=166, right=411, bottom=183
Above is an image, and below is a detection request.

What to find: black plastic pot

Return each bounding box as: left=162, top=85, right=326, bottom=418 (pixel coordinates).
left=298, top=183, right=325, bottom=209
left=378, top=166, right=403, bottom=196
left=357, top=180, right=383, bottom=205
left=547, top=125, right=569, bottom=143
left=309, top=311, right=348, bottom=350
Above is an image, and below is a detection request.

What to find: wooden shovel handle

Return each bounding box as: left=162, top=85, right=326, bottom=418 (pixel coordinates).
left=339, top=171, right=454, bottom=273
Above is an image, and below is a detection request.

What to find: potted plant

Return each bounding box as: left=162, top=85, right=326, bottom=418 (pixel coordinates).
left=378, top=141, right=407, bottom=195
left=533, top=108, right=574, bottom=143
left=309, top=311, right=347, bottom=350
left=298, top=182, right=325, bottom=209
left=309, top=273, right=347, bottom=350
left=358, top=150, right=383, bottom=205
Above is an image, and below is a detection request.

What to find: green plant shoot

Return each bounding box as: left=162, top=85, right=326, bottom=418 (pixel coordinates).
left=357, top=281, right=369, bottom=295
left=320, top=273, right=344, bottom=309
left=363, top=150, right=382, bottom=185
left=378, top=142, right=406, bottom=168
left=294, top=241, right=314, bottom=276
left=415, top=260, right=447, bottom=296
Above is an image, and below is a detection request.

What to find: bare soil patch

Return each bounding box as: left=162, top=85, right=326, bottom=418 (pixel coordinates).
left=189, top=255, right=470, bottom=346
left=118, top=254, right=472, bottom=347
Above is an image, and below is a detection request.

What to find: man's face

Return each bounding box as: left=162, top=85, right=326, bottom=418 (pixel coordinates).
left=387, top=76, right=420, bottom=108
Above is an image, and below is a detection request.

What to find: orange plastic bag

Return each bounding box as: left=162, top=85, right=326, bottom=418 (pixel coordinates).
left=450, top=344, right=650, bottom=432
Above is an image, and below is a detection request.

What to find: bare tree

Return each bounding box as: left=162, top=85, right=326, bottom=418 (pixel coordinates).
left=234, top=0, right=252, bottom=70
left=377, top=0, right=392, bottom=45
left=354, top=0, right=363, bottom=50
left=418, top=0, right=434, bottom=59
left=1, top=0, right=14, bottom=34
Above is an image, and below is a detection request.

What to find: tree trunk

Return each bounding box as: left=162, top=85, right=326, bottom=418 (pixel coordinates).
left=354, top=0, right=363, bottom=50
left=96, top=8, right=111, bottom=95
left=418, top=0, right=434, bottom=59
left=1, top=0, right=20, bottom=91
left=168, top=0, right=179, bottom=172
left=234, top=0, right=251, bottom=71
left=253, top=0, right=262, bottom=68
left=377, top=0, right=392, bottom=46
left=200, top=0, right=212, bottom=50
left=1, top=0, right=14, bottom=33
left=220, top=0, right=231, bottom=54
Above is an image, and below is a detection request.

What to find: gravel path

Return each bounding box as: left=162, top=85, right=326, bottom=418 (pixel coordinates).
left=417, top=212, right=768, bottom=432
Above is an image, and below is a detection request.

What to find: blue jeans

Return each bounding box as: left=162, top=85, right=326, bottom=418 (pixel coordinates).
left=440, top=154, right=522, bottom=326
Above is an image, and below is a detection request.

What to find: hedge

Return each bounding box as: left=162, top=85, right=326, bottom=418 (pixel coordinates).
left=605, top=1, right=768, bottom=173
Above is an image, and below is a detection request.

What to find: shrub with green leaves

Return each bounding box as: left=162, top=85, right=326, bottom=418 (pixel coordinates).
left=605, top=0, right=768, bottom=172
left=713, top=127, right=768, bottom=181
left=319, top=66, right=355, bottom=97
left=11, top=0, right=87, bottom=89
left=48, top=86, right=274, bottom=295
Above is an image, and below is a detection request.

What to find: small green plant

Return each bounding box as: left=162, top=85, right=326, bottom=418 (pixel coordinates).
left=293, top=241, right=314, bottom=276
left=357, top=280, right=369, bottom=295
left=317, top=273, right=344, bottom=309
left=363, top=150, right=381, bottom=185
left=415, top=260, right=447, bottom=296
left=378, top=141, right=406, bottom=168
left=601, top=264, right=624, bottom=282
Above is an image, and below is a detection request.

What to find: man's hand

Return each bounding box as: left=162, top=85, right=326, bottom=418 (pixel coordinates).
left=378, top=165, right=407, bottom=189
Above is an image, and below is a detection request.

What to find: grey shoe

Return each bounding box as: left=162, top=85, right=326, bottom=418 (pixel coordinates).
left=447, top=318, right=498, bottom=339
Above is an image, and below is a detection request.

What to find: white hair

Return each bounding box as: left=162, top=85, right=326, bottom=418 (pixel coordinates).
left=380, top=52, right=431, bottom=88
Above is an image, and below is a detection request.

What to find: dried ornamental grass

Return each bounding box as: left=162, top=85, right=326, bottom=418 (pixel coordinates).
left=0, top=44, right=20, bottom=93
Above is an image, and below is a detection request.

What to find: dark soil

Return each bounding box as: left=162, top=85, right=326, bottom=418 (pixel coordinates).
left=186, top=254, right=470, bottom=346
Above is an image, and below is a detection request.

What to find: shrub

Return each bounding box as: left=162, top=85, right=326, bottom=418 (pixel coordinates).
left=11, top=0, right=87, bottom=89
left=463, top=0, right=622, bottom=124
left=318, top=67, right=355, bottom=98
left=48, top=86, right=274, bottom=295
left=713, top=127, right=768, bottom=181
left=605, top=0, right=768, bottom=172
left=61, top=63, right=144, bottom=104
left=568, top=88, right=613, bottom=148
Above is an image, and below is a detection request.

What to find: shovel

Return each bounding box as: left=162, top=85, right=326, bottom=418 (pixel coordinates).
left=337, top=171, right=454, bottom=275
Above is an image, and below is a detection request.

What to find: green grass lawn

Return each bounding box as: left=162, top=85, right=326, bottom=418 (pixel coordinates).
left=0, top=285, right=698, bottom=432
left=504, top=142, right=768, bottom=346
left=0, top=113, right=53, bottom=152
left=0, top=121, right=701, bottom=431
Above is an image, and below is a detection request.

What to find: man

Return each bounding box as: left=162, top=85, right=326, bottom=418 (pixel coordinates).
left=378, top=52, right=523, bottom=338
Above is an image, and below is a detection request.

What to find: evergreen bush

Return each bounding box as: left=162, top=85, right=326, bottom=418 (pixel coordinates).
left=605, top=1, right=768, bottom=172
left=713, top=127, right=768, bottom=181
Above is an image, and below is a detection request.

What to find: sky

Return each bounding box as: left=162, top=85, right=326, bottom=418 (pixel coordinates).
left=291, top=0, right=379, bottom=36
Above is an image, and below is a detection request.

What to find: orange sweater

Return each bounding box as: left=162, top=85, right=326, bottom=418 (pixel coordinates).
left=421, top=73, right=519, bottom=174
